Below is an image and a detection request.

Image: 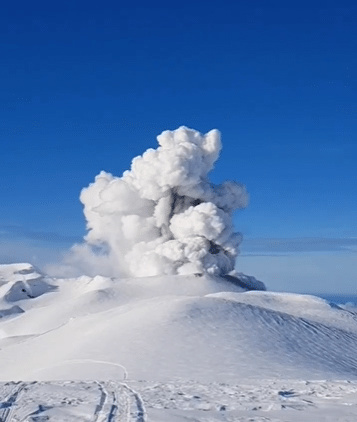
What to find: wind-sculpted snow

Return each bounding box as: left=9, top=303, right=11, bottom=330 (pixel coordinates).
left=1, top=265, right=357, bottom=420
left=1, top=380, right=357, bottom=421
left=0, top=265, right=356, bottom=384
left=0, top=381, right=145, bottom=422
left=56, top=127, right=248, bottom=278
left=0, top=264, right=56, bottom=322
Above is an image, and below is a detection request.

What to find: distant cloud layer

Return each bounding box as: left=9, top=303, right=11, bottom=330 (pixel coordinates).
left=1, top=224, right=356, bottom=294
left=241, top=237, right=357, bottom=255
left=239, top=253, right=356, bottom=294
left=0, top=225, right=81, bottom=244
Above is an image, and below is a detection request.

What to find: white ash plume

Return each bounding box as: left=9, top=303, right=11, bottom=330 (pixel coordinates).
left=64, top=126, right=248, bottom=277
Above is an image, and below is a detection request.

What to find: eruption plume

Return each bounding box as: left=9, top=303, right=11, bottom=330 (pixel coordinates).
left=64, top=127, right=248, bottom=278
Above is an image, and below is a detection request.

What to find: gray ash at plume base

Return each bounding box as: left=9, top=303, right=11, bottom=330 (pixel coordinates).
left=61, top=126, right=263, bottom=289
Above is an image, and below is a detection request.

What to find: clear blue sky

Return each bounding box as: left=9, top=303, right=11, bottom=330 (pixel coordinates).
left=1, top=0, right=356, bottom=293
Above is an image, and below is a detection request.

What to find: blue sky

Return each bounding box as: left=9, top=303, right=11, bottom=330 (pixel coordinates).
left=1, top=1, right=356, bottom=293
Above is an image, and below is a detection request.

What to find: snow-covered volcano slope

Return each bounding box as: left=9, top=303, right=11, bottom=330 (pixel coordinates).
left=0, top=264, right=357, bottom=382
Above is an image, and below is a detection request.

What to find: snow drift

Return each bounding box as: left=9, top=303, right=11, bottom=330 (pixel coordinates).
left=57, top=127, right=249, bottom=278
left=0, top=264, right=356, bottom=383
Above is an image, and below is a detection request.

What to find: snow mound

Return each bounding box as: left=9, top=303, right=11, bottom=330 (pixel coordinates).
left=0, top=263, right=57, bottom=303
left=0, top=264, right=356, bottom=383
left=0, top=263, right=43, bottom=284
left=0, top=305, right=24, bottom=319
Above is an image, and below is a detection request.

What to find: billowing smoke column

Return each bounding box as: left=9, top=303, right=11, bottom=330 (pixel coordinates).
left=73, top=127, right=248, bottom=278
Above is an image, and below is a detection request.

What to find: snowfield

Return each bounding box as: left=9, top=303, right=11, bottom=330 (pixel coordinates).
left=0, top=263, right=357, bottom=421
left=2, top=379, right=357, bottom=421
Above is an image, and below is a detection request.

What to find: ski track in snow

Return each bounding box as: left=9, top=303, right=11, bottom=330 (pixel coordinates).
left=121, top=383, right=147, bottom=422
left=1, top=380, right=357, bottom=421
left=93, top=381, right=110, bottom=422
left=93, top=381, right=123, bottom=422
left=0, top=381, right=147, bottom=422
left=1, top=266, right=357, bottom=420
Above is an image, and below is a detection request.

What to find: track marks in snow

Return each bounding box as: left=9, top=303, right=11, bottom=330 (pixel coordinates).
left=93, top=381, right=122, bottom=422
left=93, top=381, right=109, bottom=421
left=2, top=379, right=357, bottom=421
left=0, top=381, right=139, bottom=422
left=106, top=393, right=119, bottom=422
left=121, top=383, right=147, bottom=422
left=0, top=382, right=29, bottom=421
left=19, top=404, right=53, bottom=422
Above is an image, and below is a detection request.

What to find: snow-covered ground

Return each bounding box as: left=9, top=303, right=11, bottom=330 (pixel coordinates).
left=1, top=263, right=357, bottom=421
left=2, top=379, right=357, bottom=421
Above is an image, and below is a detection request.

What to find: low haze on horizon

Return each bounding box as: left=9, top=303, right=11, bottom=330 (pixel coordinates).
left=1, top=1, right=356, bottom=294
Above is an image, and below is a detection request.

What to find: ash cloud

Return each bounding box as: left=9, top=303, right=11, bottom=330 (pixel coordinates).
left=56, top=127, right=248, bottom=278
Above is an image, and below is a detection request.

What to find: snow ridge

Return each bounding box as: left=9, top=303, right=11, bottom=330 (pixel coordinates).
left=1, top=263, right=357, bottom=420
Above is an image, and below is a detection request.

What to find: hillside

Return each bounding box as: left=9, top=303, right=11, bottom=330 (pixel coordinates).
left=1, top=263, right=356, bottom=382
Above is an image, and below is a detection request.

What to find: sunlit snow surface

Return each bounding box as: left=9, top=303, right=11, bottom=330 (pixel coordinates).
left=1, top=264, right=357, bottom=421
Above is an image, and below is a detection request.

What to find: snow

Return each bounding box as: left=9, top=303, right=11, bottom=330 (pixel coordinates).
left=2, top=379, right=357, bottom=421
left=1, top=263, right=357, bottom=421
